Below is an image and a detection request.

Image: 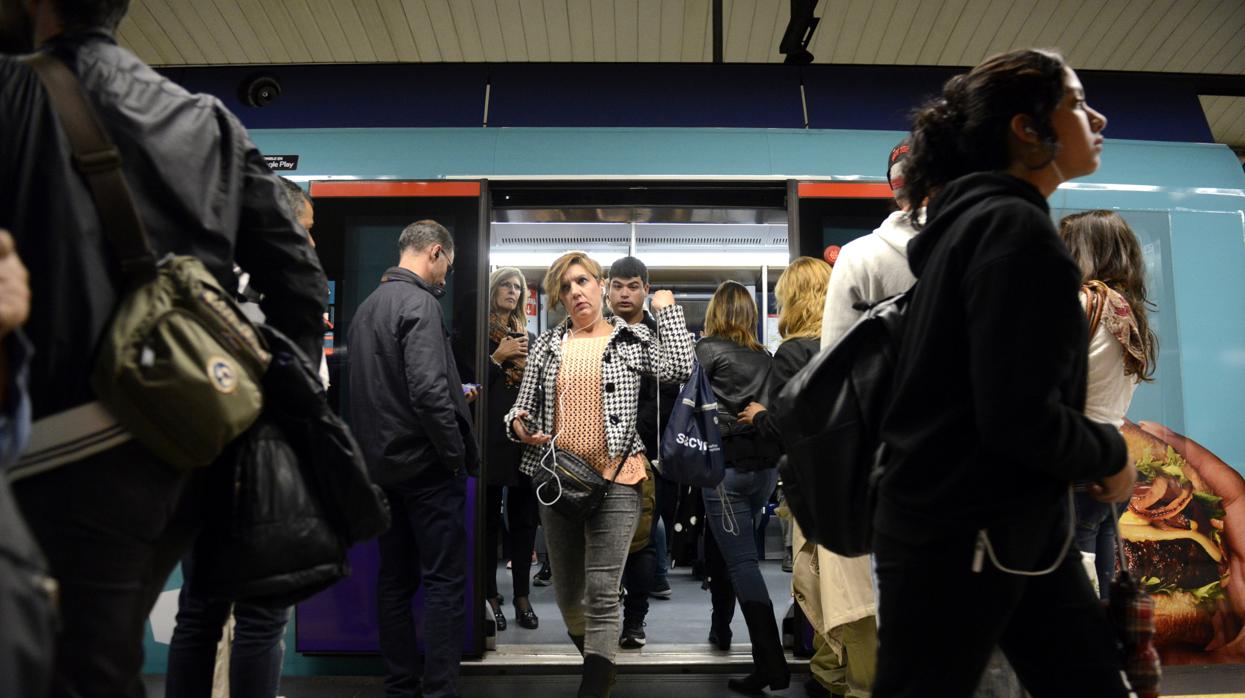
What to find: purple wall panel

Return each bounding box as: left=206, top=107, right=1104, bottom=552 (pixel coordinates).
left=295, top=476, right=480, bottom=654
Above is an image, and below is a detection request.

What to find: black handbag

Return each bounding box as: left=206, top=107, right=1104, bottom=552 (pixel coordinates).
left=529, top=353, right=637, bottom=523
left=532, top=432, right=635, bottom=523
left=190, top=326, right=390, bottom=606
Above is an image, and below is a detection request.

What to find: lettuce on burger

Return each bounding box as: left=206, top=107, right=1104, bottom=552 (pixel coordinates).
left=1119, top=423, right=1230, bottom=648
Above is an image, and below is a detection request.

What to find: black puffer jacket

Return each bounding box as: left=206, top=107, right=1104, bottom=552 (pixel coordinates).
left=192, top=325, right=390, bottom=606
left=347, top=267, right=479, bottom=485
left=695, top=336, right=780, bottom=471
left=0, top=31, right=327, bottom=419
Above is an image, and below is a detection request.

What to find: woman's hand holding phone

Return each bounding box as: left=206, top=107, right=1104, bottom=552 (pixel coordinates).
left=512, top=409, right=551, bottom=445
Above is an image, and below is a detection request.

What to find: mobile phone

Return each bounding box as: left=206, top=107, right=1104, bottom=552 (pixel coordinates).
left=462, top=383, right=480, bottom=394
left=507, top=331, right=526, bottom=338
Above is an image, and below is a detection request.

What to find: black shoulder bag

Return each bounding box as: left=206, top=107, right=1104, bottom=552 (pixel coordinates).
left=530, top=346, right=637, bottom=523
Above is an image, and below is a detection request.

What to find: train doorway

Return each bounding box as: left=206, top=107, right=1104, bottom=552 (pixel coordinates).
left=293, top=177, right=895, bottom=672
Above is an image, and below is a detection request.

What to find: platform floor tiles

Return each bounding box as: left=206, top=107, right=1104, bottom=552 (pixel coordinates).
left=142, top=557, right=1245, bottom=697
left=488, top=557, right=793, bottom=647
left=142, top=665, right=1245, bottom=698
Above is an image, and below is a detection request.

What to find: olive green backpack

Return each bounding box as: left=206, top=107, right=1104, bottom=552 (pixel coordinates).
left=24, top=52, right=269, bottom=470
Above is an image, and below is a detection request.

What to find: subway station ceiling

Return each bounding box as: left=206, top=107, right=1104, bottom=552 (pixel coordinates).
left=116, top=0, right=1245, bottom=149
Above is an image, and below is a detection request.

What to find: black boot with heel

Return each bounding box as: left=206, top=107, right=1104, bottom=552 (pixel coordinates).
left=727, top=600, right=790, bottom=694
left=514, top=596, right=539, bottom=629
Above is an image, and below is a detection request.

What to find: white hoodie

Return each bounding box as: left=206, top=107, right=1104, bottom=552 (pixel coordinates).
left=820, top=209, right=921, bottom=349
left=794, top=208, right=921, bottom=646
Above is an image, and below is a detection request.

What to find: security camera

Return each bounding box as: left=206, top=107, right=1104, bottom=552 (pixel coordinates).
left=239, top=74, right=281, bottom=108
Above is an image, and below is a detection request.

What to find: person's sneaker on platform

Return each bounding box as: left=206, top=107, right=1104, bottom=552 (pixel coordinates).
left=534, top=561, right=552, bottom=586
left=619, top=618, right=646, bottom=649
left=649, top=577, right=672, bottom=600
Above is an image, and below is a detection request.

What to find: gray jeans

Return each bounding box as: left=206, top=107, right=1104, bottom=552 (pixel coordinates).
left=541, top=482, right=641, bottom=661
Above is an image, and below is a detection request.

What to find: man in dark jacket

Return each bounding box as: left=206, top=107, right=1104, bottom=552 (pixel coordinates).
left=607, top=256, right=681, bottom=649
left=0, top=2, right=327, bottom=696
left=348, top=219, right=478, bottom=698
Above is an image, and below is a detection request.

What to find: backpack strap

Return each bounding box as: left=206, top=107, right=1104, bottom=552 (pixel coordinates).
left=20, top=52, right=157, bottom=284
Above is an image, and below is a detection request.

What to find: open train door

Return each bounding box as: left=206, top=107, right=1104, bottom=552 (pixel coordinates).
left=788, top=180, right=896, bottom=264
left=294, top=179, right=491, bottom=658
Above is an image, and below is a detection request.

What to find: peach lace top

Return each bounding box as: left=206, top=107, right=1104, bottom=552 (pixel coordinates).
left=554, top=335, right=647, bottom=485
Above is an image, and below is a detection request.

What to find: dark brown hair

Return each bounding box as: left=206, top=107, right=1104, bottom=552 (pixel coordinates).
left=1058, top=210, right=1158, bottom=380
left=905, top=49, right=1068, bottom=223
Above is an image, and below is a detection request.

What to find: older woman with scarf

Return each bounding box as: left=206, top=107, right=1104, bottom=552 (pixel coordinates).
left=482, top=267, right=540, bottom=631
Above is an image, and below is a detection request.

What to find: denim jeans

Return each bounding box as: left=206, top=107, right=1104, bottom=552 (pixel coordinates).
left=377, top=467, right=467, bottom=698
left=653, top=473, right=678, bottom=580
left=541, top=481, right=640, bottom=661
left=622, top=539, right=655, bottom=623
left=1073, top=491, right=1118, bottom=600
left=702, top=467, right=779, bottom=606
left=166, top=555, right=290, bottom=698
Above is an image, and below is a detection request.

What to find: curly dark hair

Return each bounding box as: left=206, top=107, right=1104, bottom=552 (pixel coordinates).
left=904, top=49, right=1068, bottom=225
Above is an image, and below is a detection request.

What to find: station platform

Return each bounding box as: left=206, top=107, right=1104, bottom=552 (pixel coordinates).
left=142, top=662, right=1245, bottom=698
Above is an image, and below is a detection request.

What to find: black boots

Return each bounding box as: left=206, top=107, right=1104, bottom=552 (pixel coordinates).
left=708, top=602, right=734, bottom=651
left=707, top=547, right=735, bottom=651
left=727, top=600, right=790, bottom=694
left=569, top=632, right=586, bottom=656
left=577, top=653, right=617, bottom=698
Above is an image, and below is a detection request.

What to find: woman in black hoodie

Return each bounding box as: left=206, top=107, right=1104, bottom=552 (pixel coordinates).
left=873, top=50, right=1137, bottom=697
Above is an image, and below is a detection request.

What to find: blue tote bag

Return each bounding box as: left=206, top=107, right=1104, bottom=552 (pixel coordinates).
left=658, top=361, right=725, bottom=488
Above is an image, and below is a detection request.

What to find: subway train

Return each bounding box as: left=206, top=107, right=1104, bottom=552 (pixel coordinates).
left=138, top=63, right=1245, bottom=678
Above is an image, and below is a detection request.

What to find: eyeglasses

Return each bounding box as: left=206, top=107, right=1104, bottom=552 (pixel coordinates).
left=499, top=282, right=524, bottom=292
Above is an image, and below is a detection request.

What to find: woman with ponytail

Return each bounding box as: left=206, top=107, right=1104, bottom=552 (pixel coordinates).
left=873, top=50, right=1136, bottom=697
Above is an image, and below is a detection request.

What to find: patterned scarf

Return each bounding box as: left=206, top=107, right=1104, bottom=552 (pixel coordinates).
left=1083, top=280, right=1148, bottom=378
left=489, top=317, right=526, bottom=388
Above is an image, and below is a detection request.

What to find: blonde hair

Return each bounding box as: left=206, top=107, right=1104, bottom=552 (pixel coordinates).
left=704, top=281, right=764, bottom=352
left=776, top=257, right=832, bottom=341
left=543, top=251, right=603, bottom=311
left=489, top=267, right=527, bottom=332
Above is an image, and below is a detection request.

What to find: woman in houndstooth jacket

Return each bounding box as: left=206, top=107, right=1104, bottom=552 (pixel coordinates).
left=505, top=251, right=693, bottom=698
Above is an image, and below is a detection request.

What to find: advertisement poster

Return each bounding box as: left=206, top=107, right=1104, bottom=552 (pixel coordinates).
left=1119, top=422, right=1244, bottom=664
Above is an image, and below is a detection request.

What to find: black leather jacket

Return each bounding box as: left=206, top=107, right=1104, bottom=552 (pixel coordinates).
left=0, top=31, right=327, bottom=420
left=346, top=267, right=479, bottom=486
left=695, top=335, right=780, bottom=470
